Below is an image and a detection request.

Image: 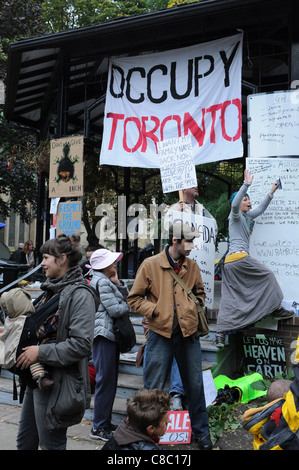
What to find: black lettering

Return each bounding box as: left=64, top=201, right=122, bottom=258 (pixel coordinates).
left=147, top=64, right=168, bottom=103
left=194, top=55, right=214, bottom=96
left=219, top=41, right=240, bottom=87
left=110, top=65, right=125, bottom=98
left=170, top=59, right=193, bottom=100
left=126, top=67, right=145, bottom=103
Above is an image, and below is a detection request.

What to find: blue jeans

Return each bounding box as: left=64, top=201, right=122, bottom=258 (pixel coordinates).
left=92, top=335, right=119, bottom=429
left=169, top=358, right=185, bottom=396
left=17, top=388, right=67, bottom=450
left=144, top=329, right=210, bottom=440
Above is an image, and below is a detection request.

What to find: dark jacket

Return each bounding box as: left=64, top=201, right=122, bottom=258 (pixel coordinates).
left=102, top=419, right=165, bottom=451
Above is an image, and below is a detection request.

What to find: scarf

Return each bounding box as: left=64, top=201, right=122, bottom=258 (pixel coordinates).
left=243, top=213, right=255, bottom=234
left=165, top=245, right=184, bottom=273
left=41, top=265, right=85, bottom=294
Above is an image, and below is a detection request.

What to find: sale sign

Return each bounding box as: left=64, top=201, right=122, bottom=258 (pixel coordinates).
left=159, top=411, right=192, bottom=445
left=100, top=33, right=243, bottom=168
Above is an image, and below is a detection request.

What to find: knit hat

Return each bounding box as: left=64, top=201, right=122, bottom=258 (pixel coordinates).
left=86, top=249, right=123, bottom=271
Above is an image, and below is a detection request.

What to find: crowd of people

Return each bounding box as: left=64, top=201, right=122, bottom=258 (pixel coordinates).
left=1, top=170, right=296, bottom=451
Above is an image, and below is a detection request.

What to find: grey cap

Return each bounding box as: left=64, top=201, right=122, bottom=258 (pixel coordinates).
left=169, top=222, right=200, bottom=240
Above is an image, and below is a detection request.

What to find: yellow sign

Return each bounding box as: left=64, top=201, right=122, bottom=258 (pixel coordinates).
left=49, top=136, right=84, bottom=197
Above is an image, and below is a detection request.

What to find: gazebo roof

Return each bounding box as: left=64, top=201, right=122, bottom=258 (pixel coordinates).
left=4, top=0, right=296, bottom=145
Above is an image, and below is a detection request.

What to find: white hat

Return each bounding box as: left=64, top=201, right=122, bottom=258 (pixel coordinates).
left=87, top=249, right=123, bottom=271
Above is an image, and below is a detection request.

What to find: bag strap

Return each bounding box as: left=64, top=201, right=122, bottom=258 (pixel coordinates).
left=168, top=269, right=202, bottom=307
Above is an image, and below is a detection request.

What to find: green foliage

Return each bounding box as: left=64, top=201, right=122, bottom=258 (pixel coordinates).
left=250, top=368, right=295, bottom=393
left=41, top=0, right=151, bottom=32
left=207, top=402, right=242, bottom=445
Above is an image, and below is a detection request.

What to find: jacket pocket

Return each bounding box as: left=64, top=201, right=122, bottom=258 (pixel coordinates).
left=47, top=372, right=87, bottom=429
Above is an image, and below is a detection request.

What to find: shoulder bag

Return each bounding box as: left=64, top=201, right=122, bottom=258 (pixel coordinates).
left=169, top=269, right=209, bottom=337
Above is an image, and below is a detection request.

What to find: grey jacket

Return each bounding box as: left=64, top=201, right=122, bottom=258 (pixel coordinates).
left=38, top=282, right=97, bottom=430
left=90, top=271, right=130, bottom=342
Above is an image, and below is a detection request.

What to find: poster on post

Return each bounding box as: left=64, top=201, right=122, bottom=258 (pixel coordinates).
left=247, top=158, right=299, bottom=312
left=157, top=135, right=197, bottom=193
left=100, top=33, right=243, bottom=168
left=247, top=90, right=299, bottom=158
left=56, top=201, right=82, bottom=237
left=49, top=136, right=84, bottom=198
left=165, top=211, right=216, bottom=308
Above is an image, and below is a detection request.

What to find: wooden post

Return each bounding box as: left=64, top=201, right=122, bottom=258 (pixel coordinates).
left=179, top=190, right=184, bottom=202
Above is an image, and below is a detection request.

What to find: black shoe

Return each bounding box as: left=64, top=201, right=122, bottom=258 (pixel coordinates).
left=90, top=427, right=112, bottom=441
left=271, top=307, right=294, bottom=320
left=198, top=435, right=213, bottom=450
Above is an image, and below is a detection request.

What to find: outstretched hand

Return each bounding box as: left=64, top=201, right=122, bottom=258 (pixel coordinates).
left=244, top=169, right=254, bottom=184
left=270, top=180, right=280, bottom=195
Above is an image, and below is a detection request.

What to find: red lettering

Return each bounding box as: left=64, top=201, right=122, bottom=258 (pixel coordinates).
left=221, top=98, right=242, bottom=142
left=123, top=117, right=142, bottom=152
left=141, top=116, right=160, bottom=152
left=160, top=115, right=181, bottom=141
left=107, top=112, right=124, bottom=150
left=105, top=99, right=242, bottom=154
left=206, top=103, right=222, bottom=143
left=183, top=110, right=205, bottom=147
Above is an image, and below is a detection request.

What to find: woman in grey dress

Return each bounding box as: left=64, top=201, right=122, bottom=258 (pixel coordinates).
left=216, top=169, right=294, bottom=348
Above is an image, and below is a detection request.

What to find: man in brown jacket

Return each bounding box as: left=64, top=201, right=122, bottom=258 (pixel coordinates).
left=127, top=222, right=213, bottom=450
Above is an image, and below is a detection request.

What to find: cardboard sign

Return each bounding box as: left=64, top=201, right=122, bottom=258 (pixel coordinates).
left=159, top=411, right=192, bottom=445
left=49, top=136, right=84, bottom=197
left=56, top=201, right=82, bottom=236
left=157, top=135, right=197, bottom=193
left=243, top=335, right=286, bottom=378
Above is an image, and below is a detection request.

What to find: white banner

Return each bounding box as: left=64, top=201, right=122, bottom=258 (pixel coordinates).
left=100, top=33, right=243, bottom=168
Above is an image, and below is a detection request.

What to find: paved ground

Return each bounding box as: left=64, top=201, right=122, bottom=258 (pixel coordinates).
left=0, top=398, right=257, bottom=452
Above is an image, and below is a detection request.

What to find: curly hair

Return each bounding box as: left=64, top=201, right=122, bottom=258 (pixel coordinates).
left=126, top=389, right=170, bottom=434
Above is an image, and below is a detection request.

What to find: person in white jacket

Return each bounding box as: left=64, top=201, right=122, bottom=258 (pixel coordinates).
left=88, top=249, right=130, bottom=442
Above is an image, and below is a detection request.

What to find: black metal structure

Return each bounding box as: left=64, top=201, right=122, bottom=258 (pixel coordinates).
left=4, top=0, right=299, bottom=275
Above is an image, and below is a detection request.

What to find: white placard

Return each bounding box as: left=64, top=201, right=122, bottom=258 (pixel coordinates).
left=247, top=158, right=299, bottom=312
left=248, top=91, right=299, bottom=158
left=157, top=135, right=197, bottom=193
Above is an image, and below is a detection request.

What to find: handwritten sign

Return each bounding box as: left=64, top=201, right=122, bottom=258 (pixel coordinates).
left=243, top=335, right=286, bottom=378
left=160, top=411, right=192, bottom=445
left=157, top=135, right=197, bottom=193
left=247, top=158, right=299, bottom=312
left=247, top=91, right=299, bottom=158
left=56, top=201, right=82, bottom=236
left=49, top=136, right=84, bottom=197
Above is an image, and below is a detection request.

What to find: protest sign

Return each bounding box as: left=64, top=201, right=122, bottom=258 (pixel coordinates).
left=157, top=135, right=197, bottom=193
left=56, top=201, right=82, bottom=236
left=248, top=90, right=299, bottom=158
left=100, top=33, right=243, bottom=168
left=243, top=335, right=286, bottom=378
left=247, top=158, right=299, bottom=312
left=49, top=136, right=84, bottom=197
